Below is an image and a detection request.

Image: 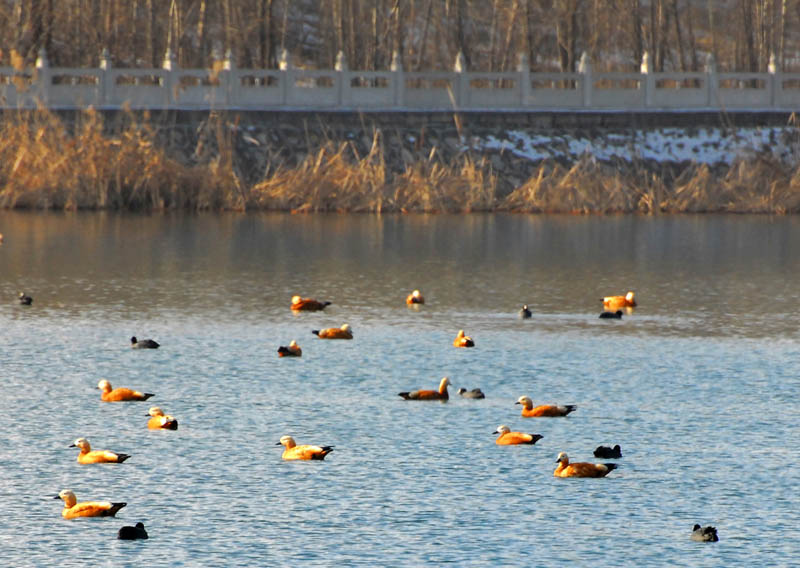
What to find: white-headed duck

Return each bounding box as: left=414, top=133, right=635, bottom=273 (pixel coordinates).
left=453, top=330, right=474, bottom=348
left=291, top=295, right=331, bottom=311
left=406, top=290, right=425, bottom=305
left=277, top=340, right=302, bottom=357
left=277, top=436, right=334, bottom=460
left=147, top=407, right=178, bottom=430
left=55, top=490, right=127, bottom=519
left=70, top=438, right=130, bottom=464
left=602, top=291, right=636, bottom=309
left=554, top=452, right=617, bottom=478
left=516, top=395, right=576, bottom=417
left=312, top=324, right=353, bottom=339
left=97, top=380, right=154, bottom=402
left=399, top=377, right=452, bottom=401
left=494, top=425, right=543, bottom=446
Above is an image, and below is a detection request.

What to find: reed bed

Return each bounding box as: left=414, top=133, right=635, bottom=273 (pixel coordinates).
left=2, top=109, right=800, bottom=214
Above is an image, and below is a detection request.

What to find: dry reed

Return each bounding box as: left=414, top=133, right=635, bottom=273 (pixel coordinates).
left=2, top=109, right=800, bottom=214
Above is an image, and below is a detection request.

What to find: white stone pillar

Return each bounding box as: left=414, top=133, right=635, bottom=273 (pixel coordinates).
left=517, top=53, right=530, bottom=107
left=768, top=52, right=777, bottom=108
left=162, top=48, right=177, bottom=108
left=99, top=48, right=112, bottom=107
left=578, top=51, right=592, bottom=108
left=279, top=48, right=292, bottom=107
left=335, top=50, right=349, bottom=108
left=705, top=53, right=718, bottom=108
left=35, top=48, right=50, bottom=107
left=223, top=48, right=235, bottom=108
left=390, top=51, right=404, bottom=107
left=641, top=51, right=654, bottom=108
left=453, top=51, right=467, bottom=109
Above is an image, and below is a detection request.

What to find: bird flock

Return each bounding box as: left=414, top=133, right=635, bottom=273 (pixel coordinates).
left=18, top=285, right=716, bottom=543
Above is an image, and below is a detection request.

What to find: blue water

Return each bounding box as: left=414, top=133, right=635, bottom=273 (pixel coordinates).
left=0, top=212, right=798, bottom=566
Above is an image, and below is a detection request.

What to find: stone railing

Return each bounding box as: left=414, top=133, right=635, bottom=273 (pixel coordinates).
left=1, top=48, right=799, bottom=112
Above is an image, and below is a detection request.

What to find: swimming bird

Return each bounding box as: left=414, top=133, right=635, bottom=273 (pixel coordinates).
left=277, top=436, right=334, bottom=460
left=18, top=292, right=32, bottom=305
left=518, top=305, right=532, bottom=319
left=55, top=490, right=127, bottom=519
left=147, top=407, right=178, bottom=430
left=291, top=295, right=331, bottom=311
left=516, top=395, right=576, bottom=417
left=399, top=377, right=452, bottom=401
left=494, top=425, right=543, bottom=446
left=131, top=336, right=159, bottom=349
left=457, top=387, right=485, bottom=399
left=594, top=444, right=622, bottom=459
left=599, top=310, right=623, bottom=319
left=70, top=438, right=130, bottom=464
left=97, top=379, right=154, bottom=402
left=406, top=289, right=425, bottom=304
left=601, top=291, right=636, bottom=309
left=453, top=329, right=475, bottom=348
left=691, top=524, right=719, bottom=542
left=311, top=324, right=353, bottom=339
left=277, top=340, right=302, bottom=357
left=554, top=452, right=617, bottom=478
left=118, top=522, right=149, bottom=540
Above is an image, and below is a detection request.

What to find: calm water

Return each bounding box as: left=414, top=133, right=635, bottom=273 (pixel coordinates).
left=0, top=212, right=798, bottom=567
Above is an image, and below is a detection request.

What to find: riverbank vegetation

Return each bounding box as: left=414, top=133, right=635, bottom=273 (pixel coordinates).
left=1, top=109, right=799, bottom=214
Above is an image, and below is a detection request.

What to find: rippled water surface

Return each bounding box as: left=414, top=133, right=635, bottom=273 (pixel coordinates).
left=1, top=212, right=798, bottom=566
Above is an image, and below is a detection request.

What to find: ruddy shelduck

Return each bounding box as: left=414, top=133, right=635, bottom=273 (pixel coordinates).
left=554, top=452, right=617, bottom=478
left=70, top=438, right=130, bottom=464
left=601, top=291, right=636, bottom=309
left=55, top=490, right=127, bottom=519
left=277, top=436, right=334, bottom=460
left=97, top=379, right=154, bottom=402
left=277, top=340, right=302, bottom=357
left=312, top=324, right=353, bottom=339
left=118, top=522, right=149, bottom=540
left=493, top=425, right=543, bottom=446
left=147, top=407, right=178, bottom=430
left=406, top=290, right=425, bottom=304
left=594, top=444, right=622, bottom=459
left=131, top=336, right=159, bottom=349
left=291, top=295, right=331, bottom=311
left=453, top=330, right=474, bottom=348
left=398, top=377, right=452, bottom=401
left=691, top=524, right=719, bottom=542
left=516, top=395, right=576, bottom=417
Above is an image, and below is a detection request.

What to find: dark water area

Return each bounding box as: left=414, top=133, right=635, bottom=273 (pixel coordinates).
left=1, top=212, right=798, bottom=566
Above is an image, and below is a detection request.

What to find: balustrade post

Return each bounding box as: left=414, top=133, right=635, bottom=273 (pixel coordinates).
left=222, top=49, right=235, bottom=108
left=390, top=51, right=404, bottom=107
left=705, top=53, right=718, bottom=108
left=578, top=52, right=592, bottom=108
left=335, top=50, right=349, bottom=108
left=279, top=49, right=292, bottom=107
left=768, top=53, right=777, bottom=108
left=162, top=48, right=177, bottom=108
left=641, top=51, right=654, bottom=108
left=99, top=48, right=112, bottom=107
left=35, top=48, right=50, bottom=107
left=453, top=51, right=467, bottom=108
left=517, top=53, right=530, bottom=107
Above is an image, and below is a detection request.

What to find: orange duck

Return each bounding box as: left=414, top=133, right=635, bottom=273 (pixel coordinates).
left=398, top=377, right=452, bottom=401
left=312, top=324, right=353, bottom=339
left=601, top=291, right=636, bottom=310
left=453, top=330, right=474, bottom=348
left=70, top=438, right=130, bottom=464
left=277, top=436, right=334, bottom=460
left=493, top=425, right=543, bottom=446
left=277, top=340, right=302, bottom=357
left=147, top=407, right=178, bottom=430
left=291, top=295, right=331, bottom=311
left=406, top=290, right=425, bottom=305
left=55, top=490, right=127, bottom=519
left=516, top=395, right=576, bottom=417
left=553, top=452, right=617, bottom=478
left=97, top=380, right=154, bottom=402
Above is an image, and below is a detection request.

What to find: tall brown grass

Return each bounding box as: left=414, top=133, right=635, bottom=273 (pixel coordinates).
left=1, top=108, right=800, bottom=214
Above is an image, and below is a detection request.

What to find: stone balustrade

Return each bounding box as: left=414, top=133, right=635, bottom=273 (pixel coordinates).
left=1, top=48, right=799, bottom=112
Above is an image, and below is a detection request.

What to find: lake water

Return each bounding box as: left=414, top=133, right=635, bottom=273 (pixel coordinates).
left=0, top=212, right=798, bottom=566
